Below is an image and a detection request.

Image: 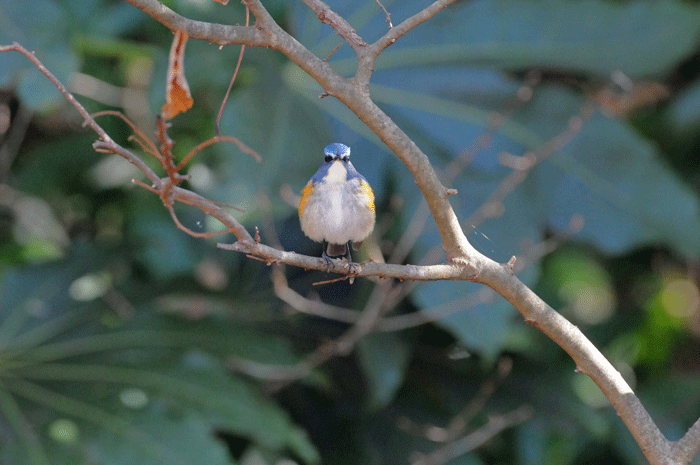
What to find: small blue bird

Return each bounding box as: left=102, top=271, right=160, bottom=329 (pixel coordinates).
left=299, top=143, right=375, bottom=262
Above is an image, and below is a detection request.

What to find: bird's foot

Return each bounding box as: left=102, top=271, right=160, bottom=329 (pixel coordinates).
left=344, top=261, right=361, bottom=284
left=321, top=251, right=335, bottom=272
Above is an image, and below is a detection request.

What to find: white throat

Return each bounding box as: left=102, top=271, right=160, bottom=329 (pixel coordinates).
left=325, top=161, right=347, bottom=183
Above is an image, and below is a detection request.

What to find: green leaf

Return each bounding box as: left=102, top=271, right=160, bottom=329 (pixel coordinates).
left=129, top=199, right=202, bottom=280
left=89, top=407, right=236, bottom=465
left=536, top=100, right=700, bottom=257
left=0, top=251, right=319, bottom=465
left=356, top=332, right=412, bottom=409
left=664, top=77, right=700, bottom=134
left=369, top=0, right=700, bottom=78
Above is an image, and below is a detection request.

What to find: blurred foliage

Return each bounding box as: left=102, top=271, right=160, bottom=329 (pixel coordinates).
left=2, top=0, right=700, bottom=464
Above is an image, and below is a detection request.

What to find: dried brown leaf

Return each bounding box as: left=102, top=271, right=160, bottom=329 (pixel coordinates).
left=161, top=30, right=193, bottom=120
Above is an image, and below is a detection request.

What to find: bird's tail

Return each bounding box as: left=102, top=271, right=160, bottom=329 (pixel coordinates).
left=326, top=243, right=348, bottom=257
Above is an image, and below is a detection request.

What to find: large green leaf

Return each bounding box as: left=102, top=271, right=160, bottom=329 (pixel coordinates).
left=315, top=0, right=700, bottom=79
left=0, top=250, right=319, bottom=465
left=538, top=109, right=700, bottom=257
left=664, top=77, right=700, bottom=134
left=288, top=0, right=700, bottom=256
left=89, top=406, right=236, bottom=465
left=356, top=332, right=412, bottom=409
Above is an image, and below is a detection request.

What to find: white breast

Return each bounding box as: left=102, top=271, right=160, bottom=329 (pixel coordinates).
left=325, top=162, right=346, bottom=232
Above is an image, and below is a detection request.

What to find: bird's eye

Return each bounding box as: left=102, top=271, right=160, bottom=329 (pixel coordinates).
left=325, top=155, right=333, bottom=162
left=342, top=156, right=349, bottom=162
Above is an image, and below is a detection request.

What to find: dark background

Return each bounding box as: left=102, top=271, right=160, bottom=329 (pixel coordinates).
left=1, top=0, right=700, bottom=463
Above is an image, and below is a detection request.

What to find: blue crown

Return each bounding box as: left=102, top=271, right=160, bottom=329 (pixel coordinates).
left=324, top=143, right=351, bottom=160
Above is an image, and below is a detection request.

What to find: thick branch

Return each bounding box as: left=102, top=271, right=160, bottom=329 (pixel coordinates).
left=123, top=0, right=270, bottom=46
left=478, top=263, right=673, bottom=464
left=674, top=416, right=700, bottom=463
left=299, top=0, right=367, bottom=49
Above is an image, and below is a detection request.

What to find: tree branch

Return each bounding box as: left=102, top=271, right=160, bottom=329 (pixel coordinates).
left=79, top=1, right=700, bottom=459
left=5, top=0, right=700, bottom=460
left=412, top=405, right=534, bottom=465
left=217, top=240, right=475, bottom=280
left=123, top=0, right=479, bottom=265
left=482, top=265, right=673, bottom=463
left=371, top=0, right=458, bottom=58
left=0, top=44, right=113, bottom=145
left=123, top=0, right=270, bottom=47
left=674, top=416, right=700, bottom=464
left=299, top=0, right=367, bottom=49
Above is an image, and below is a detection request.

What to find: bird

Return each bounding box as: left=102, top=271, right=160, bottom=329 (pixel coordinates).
left=299, top=143, right=375, bottom=263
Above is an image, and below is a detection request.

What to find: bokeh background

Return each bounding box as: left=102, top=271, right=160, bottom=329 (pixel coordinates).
left=2, top=0, right=700, bottom=463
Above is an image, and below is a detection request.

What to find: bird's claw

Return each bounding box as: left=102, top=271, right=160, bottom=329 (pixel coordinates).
left=345, top=261, right=361, bottom=284
left=321, top=251, right=334, bottom=272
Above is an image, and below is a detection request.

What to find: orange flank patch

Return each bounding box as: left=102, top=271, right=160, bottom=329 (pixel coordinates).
left=361, top=179, right=375, bottom=212
left=299, top=182, right=314, bottom=217
left=161, top=29, right=193, bottom=120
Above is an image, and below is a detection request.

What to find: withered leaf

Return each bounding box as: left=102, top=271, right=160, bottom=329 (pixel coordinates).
left=161, top=29, right=193, bottom=120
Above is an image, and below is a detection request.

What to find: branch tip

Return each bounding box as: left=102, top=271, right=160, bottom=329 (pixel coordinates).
left=325, top=43, right=342, bottom=62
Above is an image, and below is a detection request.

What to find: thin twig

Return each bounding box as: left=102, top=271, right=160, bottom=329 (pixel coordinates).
left=324, top=43, right=342, bottom=62
left=370, top=0, right=457, bottom=58
left=166, top=204, right=231, bottom=239
left=215, top=6, right=249, bottom=136
left=412, top=405, right=534, bottom=465
left=0, top=43, right=113, bottom=144
left=92, top=110, right=160, bottom=160
left=374, top=0, right=393, bottom=28
left=312, top=275, right=351, bottom=286
left=175, top=135, right=261, bottom=171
